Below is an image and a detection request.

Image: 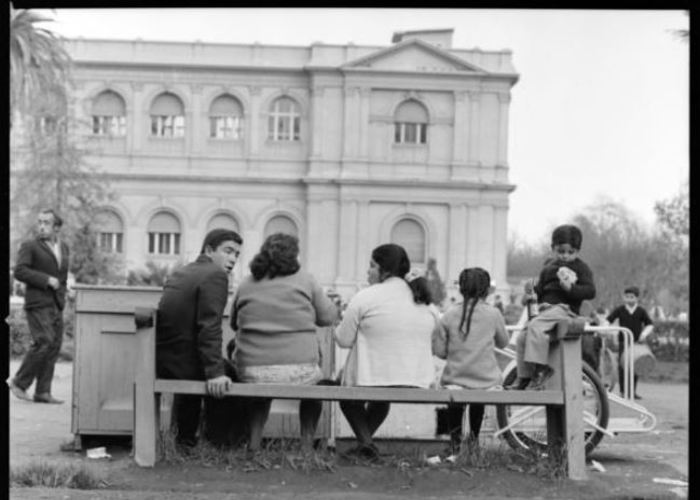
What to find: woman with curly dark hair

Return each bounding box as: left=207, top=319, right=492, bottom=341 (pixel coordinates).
left=230, top=232, right=339, bottom=454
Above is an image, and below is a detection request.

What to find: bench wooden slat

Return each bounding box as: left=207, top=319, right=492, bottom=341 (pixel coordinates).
left=153, top=380, right=564, bottom=405
left=134, top=307, right=586, bottom=479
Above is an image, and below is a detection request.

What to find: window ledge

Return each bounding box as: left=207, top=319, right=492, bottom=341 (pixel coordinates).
left=393, top=143, right=427, bottom=148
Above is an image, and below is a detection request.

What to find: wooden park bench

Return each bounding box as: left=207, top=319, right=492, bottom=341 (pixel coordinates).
left=132, top=307, right=588, bottom=480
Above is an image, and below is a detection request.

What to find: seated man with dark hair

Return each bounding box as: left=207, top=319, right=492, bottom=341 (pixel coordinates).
left=156, top=228, right=243, bottom=449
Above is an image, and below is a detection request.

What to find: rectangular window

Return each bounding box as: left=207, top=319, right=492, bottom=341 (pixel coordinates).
left=394, top=122, right=427, bottom=144
left=269, top=115, right=300, bottom=141
left=209, top=116, right=242, bottom=139
left=151, top=115, right=185, bottom=137
left=99, top=232, right=123, bottom=253
left=148, top=232, right=180, bottom=255
left=92, top=116, right=126, bottom=136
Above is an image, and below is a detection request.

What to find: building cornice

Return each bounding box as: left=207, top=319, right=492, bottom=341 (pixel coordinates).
left=93, top=171, right=515, bottom=193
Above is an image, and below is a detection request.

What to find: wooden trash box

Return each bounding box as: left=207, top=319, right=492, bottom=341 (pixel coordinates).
left=71, top=284, right=333, bottom=446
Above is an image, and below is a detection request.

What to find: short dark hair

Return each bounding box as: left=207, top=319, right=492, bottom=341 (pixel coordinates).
left=551, top=224, right=583, bottom=250
left=40, top=209, right=63, bottom=228
left=623, top=286, right=640, bottom=297
left=200, top=228, right=242, bottom=254
left=249, top=232, right=300, bottom=280
left=408, top=277, right=433, bottom=305
left=371, top=243, right=411, bottom=280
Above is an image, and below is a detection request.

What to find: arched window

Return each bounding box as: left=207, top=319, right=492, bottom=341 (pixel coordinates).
left=264, top=215, right=298, bottom=238
left=150, top=92, right=185, bottom=137
left=91, top=90, right=126, bottom=136
left=209, top=94, right=243, bottom=139
left=394, top=100, right=428, bottom=144
left=391, top=218, right=426, bottom=263
left=206, top=213, right=240, bottom=233
left=268, top=97, right=300, bottom=141
left=147, top=211, right=181, bottom=255
left=96, top=210, right=124, bottom=253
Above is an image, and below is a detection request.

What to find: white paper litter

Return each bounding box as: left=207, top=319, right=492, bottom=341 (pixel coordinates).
left=590, top=460, right=606, bottom=473
left=86, top=447, right=111, bottom=459
left=653, top=478, right=688, bottom=487
left=425, top=455, right=442, bottom=465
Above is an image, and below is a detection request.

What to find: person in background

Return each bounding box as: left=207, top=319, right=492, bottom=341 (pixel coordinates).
left=334, top=244, right=437, bottom=461
left=409, top=276, right=441, bottom=321
left=425, top=257, right=446, bottom=308
left=433, top=267, right=509, bottom=456
left=8, top=209, right=70, bottom=404
left=230, top=233, right=339, bottom=454
left=493, top=294, right=505, bottom=316
left=156, top=229, right=243, bottom=449
left=606, top=286, right=654, bottom=399
left=507, top=224, right=596, bottom=390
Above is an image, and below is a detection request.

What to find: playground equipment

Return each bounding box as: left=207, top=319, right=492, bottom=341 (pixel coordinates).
left=494, top=320, right=657, bottom=456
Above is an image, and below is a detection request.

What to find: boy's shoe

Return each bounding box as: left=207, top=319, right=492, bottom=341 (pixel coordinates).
left=7, top=378, right=33, bottom=401
left=505, top=377, right=531, bottom=391
left=527, top=366, right=554, bottom=391
left=634, top=393, right=642, bottom=400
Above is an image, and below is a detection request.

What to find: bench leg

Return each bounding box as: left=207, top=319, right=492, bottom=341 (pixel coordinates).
left=134, top=383, right=160, bottom=467
left=561, top=341, right=587, bottom=480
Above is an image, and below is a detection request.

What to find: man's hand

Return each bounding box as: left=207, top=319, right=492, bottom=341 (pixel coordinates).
left=47, top=277, right=60, bottom=290
left=206, top=375, right=232, bottom=398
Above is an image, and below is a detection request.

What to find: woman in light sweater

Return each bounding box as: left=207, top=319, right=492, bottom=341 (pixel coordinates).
left=230, top=233, right=339, bottom=453
left=432, top=267, right=509, bottom=454
left=334, top=244, right=438, bottom=460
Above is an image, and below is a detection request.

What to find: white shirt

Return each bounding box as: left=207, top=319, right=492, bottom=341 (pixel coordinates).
left=334, top=277, right=437, bottom=388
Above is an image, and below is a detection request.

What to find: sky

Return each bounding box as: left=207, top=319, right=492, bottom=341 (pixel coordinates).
left=35, top=8, right=689, bottom=245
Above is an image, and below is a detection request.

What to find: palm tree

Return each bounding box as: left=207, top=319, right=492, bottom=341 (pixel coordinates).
left=9, top=7, right=72, bottom=121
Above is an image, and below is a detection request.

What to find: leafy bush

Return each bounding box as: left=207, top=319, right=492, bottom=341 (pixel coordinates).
left=8, top=307, right=31, bottom=357
left=7, top=304, right=75, bottom=361
left=648, top=320, right=689, bottom=362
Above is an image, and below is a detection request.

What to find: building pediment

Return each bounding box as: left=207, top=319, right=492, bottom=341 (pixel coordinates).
left=342, top=39, right=486, bottom=74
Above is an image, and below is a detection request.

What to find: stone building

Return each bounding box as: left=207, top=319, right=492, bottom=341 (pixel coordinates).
left=22, top=28, right=519, bottom=300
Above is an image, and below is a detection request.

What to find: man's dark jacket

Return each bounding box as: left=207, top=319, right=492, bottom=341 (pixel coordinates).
left=14, top=237, right=70, bottom=311
left=156, top=254, right=228, bottom=381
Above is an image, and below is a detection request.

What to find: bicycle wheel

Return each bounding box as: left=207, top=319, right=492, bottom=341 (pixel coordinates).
left=495, top=361, right=609, bottom=456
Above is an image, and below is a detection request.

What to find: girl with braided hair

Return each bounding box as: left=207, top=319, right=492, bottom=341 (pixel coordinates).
left=432, top=267, right=509, bottom=455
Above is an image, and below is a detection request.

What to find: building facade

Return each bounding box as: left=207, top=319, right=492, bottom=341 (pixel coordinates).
left=20, top=29, right=519, bottom=300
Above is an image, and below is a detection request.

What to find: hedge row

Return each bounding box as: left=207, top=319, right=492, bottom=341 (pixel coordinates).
left=8, top=307, right=75, bottom=362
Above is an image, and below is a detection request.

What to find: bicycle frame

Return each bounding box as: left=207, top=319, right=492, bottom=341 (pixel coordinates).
left=495, top=320, right=656, bottom=441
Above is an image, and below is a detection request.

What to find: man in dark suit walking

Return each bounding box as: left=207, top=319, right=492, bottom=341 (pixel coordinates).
left=156, top=228, right=243, bottom=448
left=8, top=209, right=70, bottom=404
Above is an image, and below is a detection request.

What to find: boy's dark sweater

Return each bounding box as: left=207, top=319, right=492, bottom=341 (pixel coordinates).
left=533, top=258, right=596, bottom=315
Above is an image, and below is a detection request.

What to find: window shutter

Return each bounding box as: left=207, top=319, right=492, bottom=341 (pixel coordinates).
left=207, top=213, right=240, bottom=232
left=210, top=95, right=242, bottom=116
left=391, top=219, right=426, bottom=262
left=395, top=100, right=428, bottom=123
left=151, top=93, right=184, bottom=115
left=264, top=216, right=298, bottom=237
left=96, top=210, right=123, bottom=232
left=148, top=212, right=180, bottom=233
left=92, top=90, right=126, bottom=116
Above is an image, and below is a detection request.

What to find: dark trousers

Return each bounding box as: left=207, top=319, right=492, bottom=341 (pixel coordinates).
left=172, top=394, right=203, bottom=447
left=446, top=403, right=485, bottom=450
left=13, top=306, right=64, bottom=395
left=172, top=394, right=248, bottom=448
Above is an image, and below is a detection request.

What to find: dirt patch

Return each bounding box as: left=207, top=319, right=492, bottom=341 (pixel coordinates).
left=9, top=361, right=689, bottom=499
